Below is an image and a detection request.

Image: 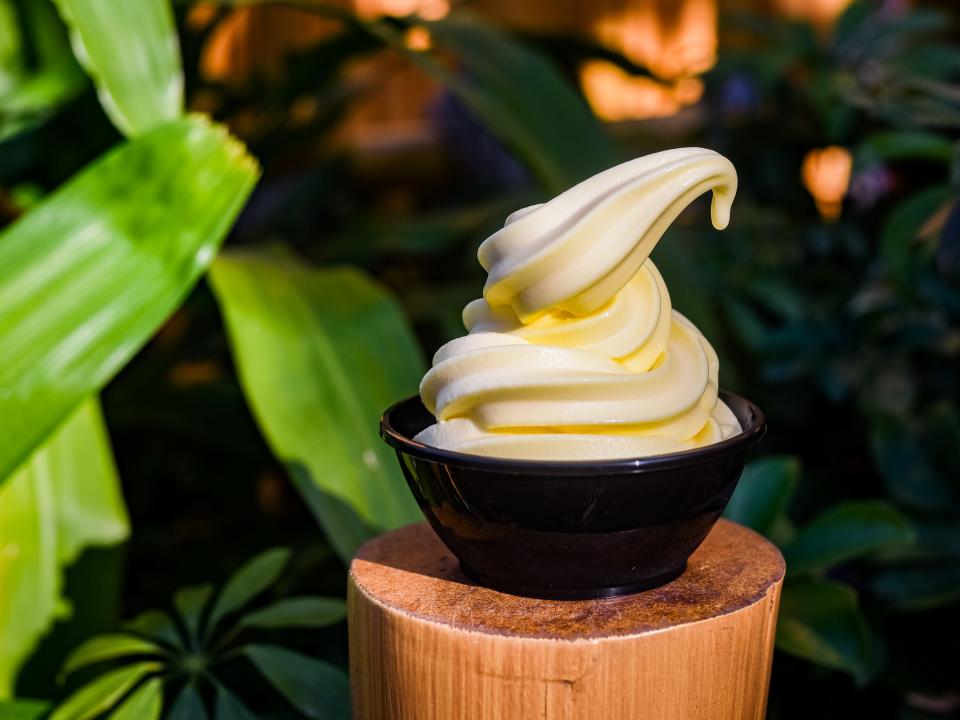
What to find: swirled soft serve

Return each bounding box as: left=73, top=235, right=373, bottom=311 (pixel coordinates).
left=415, top=148, right=742, bottom=460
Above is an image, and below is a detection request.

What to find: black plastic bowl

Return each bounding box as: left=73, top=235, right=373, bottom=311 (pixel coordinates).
left=380, top=392, right=765, bottom=599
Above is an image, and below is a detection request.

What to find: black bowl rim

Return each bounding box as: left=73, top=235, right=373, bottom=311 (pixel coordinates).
left=380, top=390, right=766, bottom=476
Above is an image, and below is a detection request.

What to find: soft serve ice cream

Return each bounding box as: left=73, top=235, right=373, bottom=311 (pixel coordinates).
left=415, top=148, right=742, bottom=460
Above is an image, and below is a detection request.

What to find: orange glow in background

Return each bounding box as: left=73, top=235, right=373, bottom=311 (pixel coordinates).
left=581, top=0, right=716, bottom=121
left=775, top=0, right=855, bottom=28
left=802, top=146, right=853, bottom=221
left=353, top=0, right=449, bottom=20
left=192, top=0, right=865, bottom=137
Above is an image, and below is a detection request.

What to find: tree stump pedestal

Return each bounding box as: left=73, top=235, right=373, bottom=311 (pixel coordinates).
left=348, top=519, right=784, bottom=720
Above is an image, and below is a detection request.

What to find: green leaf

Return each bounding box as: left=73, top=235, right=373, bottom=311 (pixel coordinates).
left=894, top=43, right=960, bottom=81
left=238, top=597, right=346, bottom=630
left=172, top=586, right=213, bottom=647
left=870, top=415, right=955, bottom=512
left=0, top=700, right=51, bottom=720
left=243, top=645, right=349, bottom=720
left=784, top=501, right=914, bottom=575
left=380, top=14, right=618, bottom=193
left=50, top=662, right=160, bottom=720
left=107, top=677, right=162, bottom=720
left=880, top=185, right=951, bottom=285
left=0, top=115, right=259, bottom=481
left=123, top=610, right=182, bottom=651
left=63, top=634, right=164, bottom=675
left=834, top=0, right=872, bottom=43
left=0, top=399, right=129, bottom=697
left=167, top=684, right=207, bottom=720
left=208, top=252, right=423, bottom=560
left=869, top=562, right=960, bottom=611
left=776, top=580, right=872, bottom=682
left=723, top=456, right=799, bottom=537
left=0, top=0, right=86, bottom=141
left=51, top=0, right=182, bottom=136
left=207, top=548, right=290, bottom=635
left=855, top=131, right=954, bottom=168
left=213, top=684, right=257, bottom=720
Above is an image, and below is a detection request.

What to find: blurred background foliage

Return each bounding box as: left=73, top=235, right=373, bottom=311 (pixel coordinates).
left=0, top=0, right=959, bottom=717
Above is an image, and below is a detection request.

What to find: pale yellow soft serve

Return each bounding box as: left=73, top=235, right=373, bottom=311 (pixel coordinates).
left=415, top=148, right=742, bottom=460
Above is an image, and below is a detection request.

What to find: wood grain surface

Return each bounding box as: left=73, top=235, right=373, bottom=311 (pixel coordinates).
left=349, top=519, right=784, bottom=720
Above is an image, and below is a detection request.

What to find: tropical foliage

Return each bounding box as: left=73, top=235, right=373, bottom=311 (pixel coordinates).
left=53, top=547, right=347, bottom=719
left=0, top=0, right=957, bottom=718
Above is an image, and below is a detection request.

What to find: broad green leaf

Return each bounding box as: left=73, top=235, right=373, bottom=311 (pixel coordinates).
left=50, top=662, right=159, bottom=720
left=63, top=634, right=164, bottom=676
left=723, top=456, right=800, bottom=537
left=880, top=185, right=951, bottom=285
left=776, top=580, right=872, bottom=682
left=379, top=14, right=619, bottom=193
left=0, top=399, right=129, bottom=698
left=123, top=610, right=182, bottom=651
left=833, top=0, right=872, bottom=44
left=870, top=415, right=955, bottom=512
left=0, top=115, right=259, bottom=481
left=167, top=684, right=207, bottom=720
left=784, top=501, right=914, bottom=575
left=208, top=252, right=423, bottom=560
left=213, top=684, right=257, bottom=720
left=207, top=548, right=290, bottom=635
left=866, top=519, right=960, bottom=564
left=51, top=0, right=182, bottom=136
left=869, top=562, right=960, bottom=611
left=238, top=597, right=346, bottom=630
left=243, top=645, right=349, bottom=720
left=894, top=43, right=960, bottom=81
left=0, top=700, right=51, bottom=720
left=855, top=131, right=954, bottom=168
left=0, top=0, right=86, bottom=141
left=108, top=677, right=162, bottom=720
left=916, top=521, right=960, bottom=559
left=172, top=586, right=213, bottom=648
left=855, top=8, right=949, bottom=44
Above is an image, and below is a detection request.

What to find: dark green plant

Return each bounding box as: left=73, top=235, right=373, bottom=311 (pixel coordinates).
left=2, top=0, right=959, bottom=717
left=0, top=0, right=258, bottom=696
left=697, top=3, right=960, bottom=714
left=53, top=548, right=348, bottom=720
left=725, top=457, right=915, bottom=682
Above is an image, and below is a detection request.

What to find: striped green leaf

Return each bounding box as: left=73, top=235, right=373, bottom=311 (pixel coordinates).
left=0, top=115, right=259, bottom=481
left=51, top=0, right=182, bottom=136
left=0, top=399, right=129, bottom=697
left=209, top=252, right=423, bottom=560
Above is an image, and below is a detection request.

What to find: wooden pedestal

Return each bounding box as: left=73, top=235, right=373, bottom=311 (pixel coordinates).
left=348, top=519, right=784, bottom=720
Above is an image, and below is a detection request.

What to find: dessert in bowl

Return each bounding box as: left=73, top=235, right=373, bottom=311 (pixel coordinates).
left=380, top=148, right=766, bottom=598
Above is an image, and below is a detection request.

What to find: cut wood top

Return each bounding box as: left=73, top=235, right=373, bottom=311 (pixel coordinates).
left=350, top=519, right=785, bottom=641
